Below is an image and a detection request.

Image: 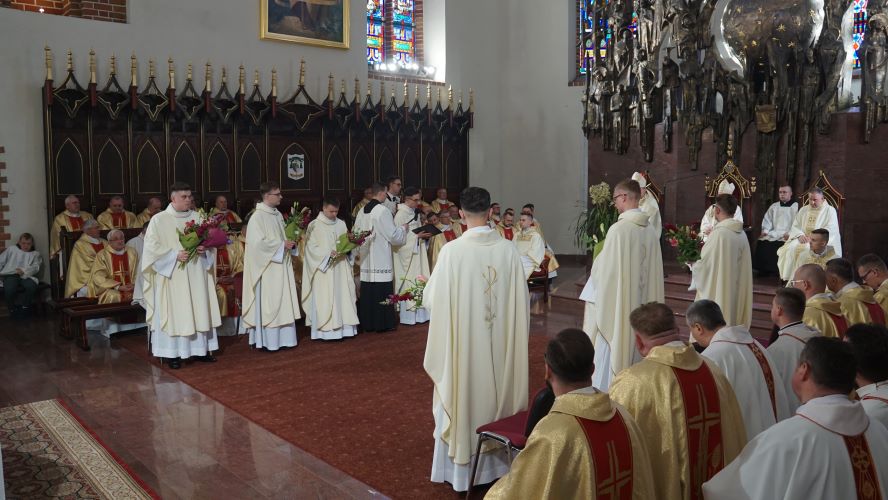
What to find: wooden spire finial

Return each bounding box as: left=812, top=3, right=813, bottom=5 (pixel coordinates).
left=89, top=49, right=96, bottom=84
left=168, top=57, right=175, bottom=89
left=44, top=46, right=53, bottom=81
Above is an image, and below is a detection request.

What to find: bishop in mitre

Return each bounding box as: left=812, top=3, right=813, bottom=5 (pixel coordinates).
left=515, top=212, right=546, bottom=279
left=214, top=229, right=244, bottom=336
left=50, top=194, right=94, bottom=258
left=631, top=171, right=662, bottom=238
left=64, top=219, right=107, bottom=298
left=393, top=187, right=433, bottom=325
left=777, top=187, right=842, bottom=280
left=97, top=195, right=138, bottom=230
left=703, top=337, right=888, bottom=500
left=424, top=187, right=530, bottom=492
left=141, top=182, right=220, bottom=369
left=301, top=198, right=360, bottom=341
left=486, top=329, right=655, bottom=499
left=241, top=181, right=301, bottom=351
left=135, top=197, right=163, bottom=228
left=691, top=193, right=753, bottom=328
left=580, top=179, right=663, bottom=390
left=700, top=179, right=744, bottom=242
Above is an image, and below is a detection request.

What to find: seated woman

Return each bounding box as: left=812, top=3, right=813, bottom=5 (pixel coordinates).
left=0, top=233, right=44, bottom=318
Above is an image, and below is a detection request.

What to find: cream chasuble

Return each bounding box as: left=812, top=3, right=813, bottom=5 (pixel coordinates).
left=241, top=203, right=301, bottom=350
left=141, top=205, right=220, bottom=357
left=835, top=282, right=883, bottom=325
left=703, top=395, right=888, bottom=500
left=776, top=203, right=842, bottom=280
left=423, top=226, right=529, bottom=492
left=96, top=209, right=138, bottom=230
left=581, top=209, right=664, bottom=390
left=700, top=205, right=743, bottom=242
left=64, top=235, right=108, bottom=298
left=610, top=343, right=746, bottom=500
left=486, top=389, right=655, bottom=500
left=301, top=214, right=359, bottom=340
left=691, top=218, right=753, bottom=328
left=803, top=293, right=847, bottom=338
left=88, top=247, right=139, bottom=304
left=638, top=191, right=662, bottom=238
left=50, top=210, right=94, bottom=257
left=702, top=326, right=791, bottom=438
left=767, top=321, right=821, bottom=411
left=858, top=381, right=888, bottom=429
left=393, top=204, right=431, bottom=324
left=514, top=227, right=546, bottom=279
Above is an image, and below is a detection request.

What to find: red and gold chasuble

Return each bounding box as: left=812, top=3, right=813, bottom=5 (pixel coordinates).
left=865, top=302, right=886, bottom=325
left=110, top=212, right=128, bottom=228
left=501, top=227, right=514, bottom=240
left=225, top=212, right=239, bottom=224
left=577, top=412, right=635, bottom=499
left=216, top=247, right=240, bottom=316
left=671, top=363, right=724, bottom=500
left=443, top=230, right=457, bottom=242
left=828, top=312, right=849, bottom=339
left=110, top=252, right=133, bottom=302
left=89, top=242, right=106, bottom=253
left=67, top=214, right=85, bottom=231
left=841, top=434, right=884, bottom=500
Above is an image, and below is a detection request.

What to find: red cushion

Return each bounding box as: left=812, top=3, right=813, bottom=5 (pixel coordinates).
left=476, top=411, right=529, bottom=448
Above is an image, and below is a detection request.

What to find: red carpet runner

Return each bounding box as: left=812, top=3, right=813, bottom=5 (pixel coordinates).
left=116, top=327, right=550, bottom=499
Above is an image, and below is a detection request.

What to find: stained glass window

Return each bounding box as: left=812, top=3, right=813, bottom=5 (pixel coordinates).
left=852, top=0, right=868, bottom=70
left=578, top=0, right=637, bottom=76
left=367, top=0, right=385, bottom=64
left=392, top=0, right=416, bottom=67
left=367, top=0, right=419, bottom=69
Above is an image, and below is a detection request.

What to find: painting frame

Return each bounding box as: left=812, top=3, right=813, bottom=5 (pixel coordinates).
left=260, top=0, right=350, bottom=49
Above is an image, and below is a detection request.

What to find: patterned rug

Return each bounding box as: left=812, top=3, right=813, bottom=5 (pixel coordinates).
left=1, top=399, right=159, bottom=499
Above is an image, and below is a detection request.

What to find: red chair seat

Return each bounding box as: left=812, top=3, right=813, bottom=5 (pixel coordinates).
left=476, top=411, right=529, bottom=449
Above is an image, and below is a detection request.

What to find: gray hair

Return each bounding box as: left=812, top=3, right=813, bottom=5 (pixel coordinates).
left=107, top=229, right=124, bottom=240
left=65, top=194, right=79, bottom=203
left=685, top=300, right=727, bottom=331
left=82, top=219, right=99, bottom=231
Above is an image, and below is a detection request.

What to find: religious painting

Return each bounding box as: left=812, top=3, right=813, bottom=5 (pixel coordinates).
left=261, top=0, right=350, bottom=49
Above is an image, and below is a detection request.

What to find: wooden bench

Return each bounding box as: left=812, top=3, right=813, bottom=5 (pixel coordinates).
left=61, top=303, right=145, bottom=351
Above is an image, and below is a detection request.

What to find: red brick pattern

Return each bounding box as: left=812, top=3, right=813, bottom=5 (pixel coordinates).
left=1, top=0, right=126, bottom=23
left=0, top=146, right=8, bottom=251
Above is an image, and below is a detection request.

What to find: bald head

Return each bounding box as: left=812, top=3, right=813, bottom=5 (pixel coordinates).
left=793, top=264, right=827, bottom=298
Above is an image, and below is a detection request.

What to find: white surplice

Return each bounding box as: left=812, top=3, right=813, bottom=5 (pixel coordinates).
left=759, top=201, right=799, bottom=241
left=703, top=394, right=888, bottom=500
left=581, top=209, right=664, bottom=390
left=702, top=325, right=792, bottom=438
left=767, top=321, right=821, bottom=412
left=777, top=202, right=842, bottom=280
left=393, top=204, right=431, bottom=325
left=700, top=204, right=743, bottom=242
left=858, top=381, right=888, bottom=430
left=691, top=218, right=753, bottom=328
left=357, top=202, right=407, bottom=283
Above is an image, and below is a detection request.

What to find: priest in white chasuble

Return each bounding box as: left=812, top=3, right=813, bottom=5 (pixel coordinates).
left=241, top=181, right=301, bottom=351
left=858, top=253, right=888, bottom=322
left=846, top=324, right=888, bottom=429
left=428, top=210, right=461, bottom=271
left=753, top=185, right=798, bottom=277
left=495, top=211, right=515, bottom=241
left=392, top=187, right=433, bottom=325
left=777, top=187, right=842, bottom=280
left=214, top=233, right=244, bottom=336
left=210, top=194, right=243, bottom=224
left=486, top=329, right=655, bottom=500
left=423, top=186, right=530, bottom=492
left=356, top=182, right=408, bottom=332
left=688, top=300, right=791, bottom=438
left=767, top=287, right=821, bottom=412
left=631, top=171, right=662, bottom=238
left=827, top=258, right=885, bottom=325
left=515, top=213, right=546, bottom=279
left=690, top=193, right=753, bottom=328
left=88, top=230, right=138, bottom=304
left=580, top=179, right=664, bottom=390
left=703, top=337, right=888, bottom=500
left=700, top=180, right=743, bottom=242
left=64, top=219, right=107, bottom=298
left=610, top=303, right=746, bottom=500
left=96, top=195, right=138, bottom=230
left=141, top=182, right=220, bottom=369
left=301, top=198, right=359, bottom=341
left=50, top=194, right=94, bottom=258
left=792, top=264, right=848, bottom=338
left=430, top=187, right=452, bottom=214
left=135, top=197, right=163, bottom=228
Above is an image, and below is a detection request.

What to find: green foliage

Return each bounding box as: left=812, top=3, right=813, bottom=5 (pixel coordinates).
left=573, top=182, right=619, bottom=252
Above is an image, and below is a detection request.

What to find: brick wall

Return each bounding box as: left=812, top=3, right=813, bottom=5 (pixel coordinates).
left=1, top=0, right=126, bottom=22
left=0, top=146, right=9, bottom=252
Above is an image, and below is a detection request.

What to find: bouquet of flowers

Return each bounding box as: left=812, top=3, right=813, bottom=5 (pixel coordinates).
left=382, top=275, right=428, bottom=311
left=332, top=228, right=373, bottom=261
left=177, top=210, right=231, bottom=269
left=664, top=223, right=703, bottom=266
left=285, top=202, right=312, bottom=242
left=573, top=181, right=619, bottom=259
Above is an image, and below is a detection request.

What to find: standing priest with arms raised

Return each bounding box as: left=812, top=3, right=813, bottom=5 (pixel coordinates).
left=423, top=186, right=530, bottom=492
left=141, top=182, right=220, bottom=369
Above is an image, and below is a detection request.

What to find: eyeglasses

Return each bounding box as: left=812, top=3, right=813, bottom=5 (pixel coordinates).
left=612, top=193, right=627, bottom=202
left=268, top=192, right=283, bottom=197
left=859, top=269, right=875, bottom=284
left=786, top=279, right=806, bottom=288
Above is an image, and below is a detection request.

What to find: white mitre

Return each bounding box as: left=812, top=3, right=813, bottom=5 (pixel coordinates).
left=631, top=171, right=648, bottom=189
left=718, top=179, right=735, bottom=195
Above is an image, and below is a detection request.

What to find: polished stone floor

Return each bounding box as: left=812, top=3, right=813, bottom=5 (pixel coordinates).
left=1, top=265, right=585, bottom=500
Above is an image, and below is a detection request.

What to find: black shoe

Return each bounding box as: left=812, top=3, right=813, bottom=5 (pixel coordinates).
left=194, top=354, right=217, bottom=363
left=168, top=358, right=182, bottom=369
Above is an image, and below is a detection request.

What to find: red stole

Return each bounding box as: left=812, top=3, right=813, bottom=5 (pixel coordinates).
left=577, top=411, right=634, bottom=499
left=110, top=252, right=132, bottom=302
left=443, top=230, right=457, bottom=242
left=439, top=202, right=451, bottom=211
left=460, top=223, right=467, bottom=232
left=671, top=362, right=724, bottom=500
left=865, top=302, right=886, bottom=325
left=746, top=342, right=778, bottom=420
left=841, top=434, right=884, bottom=500
left=89, top=242, right=105, bottom=253
left=501, top=227, right=514, bottom=240
left=225, top=211, right=239, bottom=224
left=828, top=312, right=849, bottom=339
left=215, top=247, right=239, bottom=316
left=66, top=214, right=84, bottom=231
left=111, top=212, right=127, bottom=228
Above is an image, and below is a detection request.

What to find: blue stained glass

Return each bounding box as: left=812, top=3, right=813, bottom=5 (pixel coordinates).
left=853, top=0, right=868, bottom=70
left=393, top=0, right=414, bottom=25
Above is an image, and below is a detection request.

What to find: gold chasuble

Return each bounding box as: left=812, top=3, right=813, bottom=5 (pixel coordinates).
left=486, top=390, right=655, bottom=499
left=496, top=225, right=515, bottom=241
left=691, top=218, right=753, bottom=328
left=803, top=294, right=848, bottom=339
left=429, top=225, right=461, bottom=271
left=135, top=209, right=154, bottom=228
left=88, top=247, right=138, bottom=304
left=875, top=280, right=888, bottom=324
left=64, top=235, right=108, bottom=297
left=50, top=210, right=93, bottom=256
left=214, top=241, right=244, bottom=317
left=610, top=343, right=746, bottom=500
left=430, top=198, right=452, bottom=214
left=210, top=208, right=243, bottom=224
left=97, top=209, right=138, bottom=230
left=836, top=284, right=884, bottom=326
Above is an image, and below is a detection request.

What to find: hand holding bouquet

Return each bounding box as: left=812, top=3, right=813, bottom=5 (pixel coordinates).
left=331, top=228, right=372, bottom=261
left=177, top=210, right=231, bottom=269
left=664, top=223, right=703, bottom=266
left=285, top=202, right=312, bottom=243
left=381, top=275, right=428, bottom=311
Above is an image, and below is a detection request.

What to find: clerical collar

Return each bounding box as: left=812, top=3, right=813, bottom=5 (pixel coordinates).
left=568, top=386, right=600, bottom=396
left=779, top=200, right=795, bottom=207
left=778, top=321, right=803, bottom=333
left=811, top=247, right=829, bottom=256
left=318, top=213, right=337, bottom=225
left=167, top=205, right=192, bottom=218
left=256, top=202, right=278, bottom=214
left=111, top=247, right=127, bottom=255
left=66, top=211, right=81, bottom=217
left=625, top=208, right=642, bottom=213
left=364, top=199, right=381, bottom=214
left=85, top=235, right=100, bottom=244
left=387, top=192, right=399, bottom=202
left=436, top=198, right=448, bottom=203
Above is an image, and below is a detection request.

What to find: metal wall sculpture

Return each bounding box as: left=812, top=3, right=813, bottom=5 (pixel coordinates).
left=42, top=48, right=472, bottom=227
left=580, top=0, right=887, bottom=194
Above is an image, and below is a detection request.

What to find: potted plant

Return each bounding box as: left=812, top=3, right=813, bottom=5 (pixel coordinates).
left=572, top=181, right=619, bottom=276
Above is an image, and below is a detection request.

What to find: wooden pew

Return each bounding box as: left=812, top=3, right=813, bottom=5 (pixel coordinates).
left=61, top=303, right=145, bottom=351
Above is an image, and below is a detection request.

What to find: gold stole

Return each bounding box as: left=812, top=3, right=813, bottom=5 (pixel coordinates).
left=802, top=206, right=822, bottom=234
